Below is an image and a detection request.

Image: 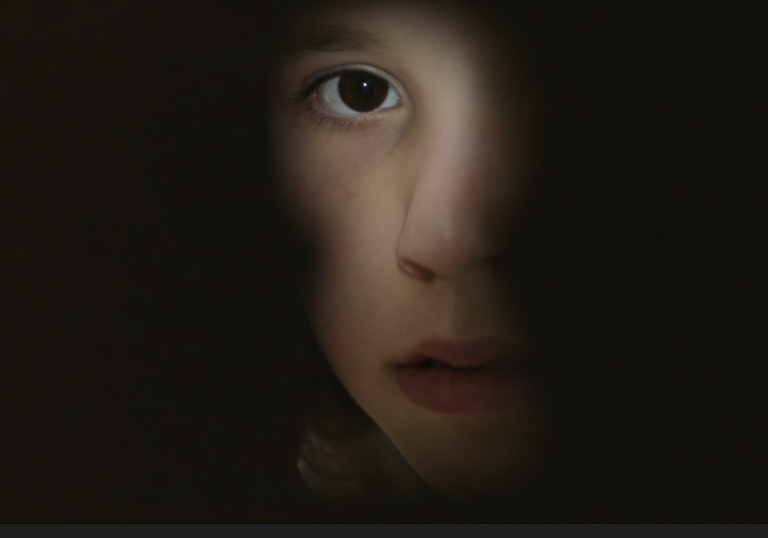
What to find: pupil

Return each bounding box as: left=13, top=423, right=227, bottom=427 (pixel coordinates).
left=338, top=71, right=389, bottom=112
left=355, top=75, right=375, bottom=99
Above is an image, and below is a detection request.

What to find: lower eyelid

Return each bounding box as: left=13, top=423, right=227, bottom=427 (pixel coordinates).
left=308, top=90, right=401, bottom=133
left=303, top=94, right=378, bottom=131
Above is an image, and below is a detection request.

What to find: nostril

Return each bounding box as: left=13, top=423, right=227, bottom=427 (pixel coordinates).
left=398, top=258, right=436, bottom=282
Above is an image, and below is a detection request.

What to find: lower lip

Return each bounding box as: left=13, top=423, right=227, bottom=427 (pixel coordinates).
left=394, top=364, right=527, bottom=414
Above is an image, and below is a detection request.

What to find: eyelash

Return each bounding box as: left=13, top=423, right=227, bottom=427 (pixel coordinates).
left=293, top=67, right=396, bottom=131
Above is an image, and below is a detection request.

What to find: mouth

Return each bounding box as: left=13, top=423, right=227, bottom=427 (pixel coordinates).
left=394, top=338, right=529, bottom=415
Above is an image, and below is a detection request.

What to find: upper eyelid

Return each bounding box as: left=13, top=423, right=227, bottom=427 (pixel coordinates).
left=296, top=63, right=406, bottom=102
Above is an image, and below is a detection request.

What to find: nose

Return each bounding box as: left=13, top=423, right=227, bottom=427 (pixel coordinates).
left=396, top=104, right=524, bottom=281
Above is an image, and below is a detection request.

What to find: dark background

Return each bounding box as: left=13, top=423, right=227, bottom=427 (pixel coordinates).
left=2, top=1, right=311, bottom=521
left=1, top=0, right=765, bottom=521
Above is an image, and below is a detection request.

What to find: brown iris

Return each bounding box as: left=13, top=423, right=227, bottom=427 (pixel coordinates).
left=337, top=71, right=390, bottom=112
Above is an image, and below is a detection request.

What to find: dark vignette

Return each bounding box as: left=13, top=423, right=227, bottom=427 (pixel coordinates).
left=1, top=0, right=764, bottom=522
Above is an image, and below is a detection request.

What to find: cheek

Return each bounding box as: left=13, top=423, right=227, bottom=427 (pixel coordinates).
left=271, top=111, right=408, bottom=374
left=308, top=241, right=406, bottom=419
left=272, top=112, right=402, bottom=243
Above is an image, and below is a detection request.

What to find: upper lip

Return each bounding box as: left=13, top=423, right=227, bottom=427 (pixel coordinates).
left=399, top=338, right=522, bottom=369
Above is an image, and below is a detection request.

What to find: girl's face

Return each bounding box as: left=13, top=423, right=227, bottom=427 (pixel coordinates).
left=271, top=0, right=540, bottom=498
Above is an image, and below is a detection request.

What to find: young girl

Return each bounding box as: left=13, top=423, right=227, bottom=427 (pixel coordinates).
left=270, top=0, right=544, bottom=506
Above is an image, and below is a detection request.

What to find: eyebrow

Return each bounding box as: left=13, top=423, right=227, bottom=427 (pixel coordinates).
left=278, top=25, right=386, bottom=63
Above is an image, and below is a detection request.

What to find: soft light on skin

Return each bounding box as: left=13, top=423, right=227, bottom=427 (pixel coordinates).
left=271, top=0, right=540, bottom=500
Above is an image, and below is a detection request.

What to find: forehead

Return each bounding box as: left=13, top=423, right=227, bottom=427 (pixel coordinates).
left=279, top=0, right=512, bottom=70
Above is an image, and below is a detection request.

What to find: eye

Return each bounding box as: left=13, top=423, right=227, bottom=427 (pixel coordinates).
left=316, top=70, right=400, bottom=116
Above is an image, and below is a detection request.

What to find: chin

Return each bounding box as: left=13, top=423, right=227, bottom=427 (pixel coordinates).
left=377, top=401, right=540, bottom=501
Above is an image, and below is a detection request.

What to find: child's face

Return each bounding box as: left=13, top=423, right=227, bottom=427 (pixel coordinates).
left=271, top=0, right=540, bottom=498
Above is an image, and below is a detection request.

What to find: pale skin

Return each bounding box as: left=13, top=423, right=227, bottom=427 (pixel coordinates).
left=271, top=1, right=542, bottom=499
